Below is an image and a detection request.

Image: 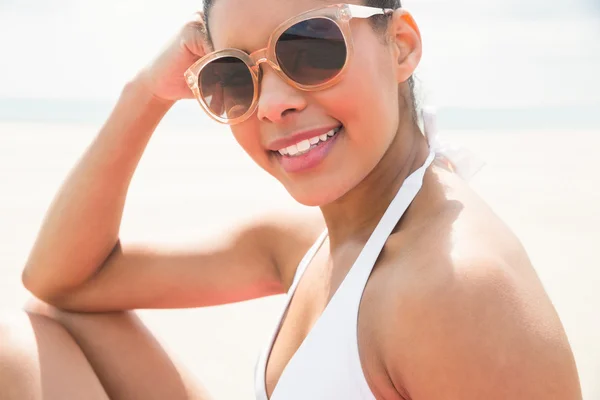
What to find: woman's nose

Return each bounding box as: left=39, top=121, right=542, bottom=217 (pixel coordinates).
left=256, top=67, right=307, bottom=123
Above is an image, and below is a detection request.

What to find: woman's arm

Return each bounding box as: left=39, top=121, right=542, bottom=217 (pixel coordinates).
left=22, top=80, right=173, bottom=303
left=20, top=75, right=323, bottom=312
left=19, top=14, right=323, bottom=312
left=20, top=11, right=329, bottom=313
left=33, top=212, right=319, bottom=313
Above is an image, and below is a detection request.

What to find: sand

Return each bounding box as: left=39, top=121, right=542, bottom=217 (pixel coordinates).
left=1, top=120, right=598, bottom=398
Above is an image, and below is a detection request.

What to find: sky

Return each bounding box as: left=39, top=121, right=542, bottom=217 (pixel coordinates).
left=0, top=0, right=598, bottom=108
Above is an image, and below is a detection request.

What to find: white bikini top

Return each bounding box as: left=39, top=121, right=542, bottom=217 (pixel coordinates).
left=254, top=110, right=483, bottom=399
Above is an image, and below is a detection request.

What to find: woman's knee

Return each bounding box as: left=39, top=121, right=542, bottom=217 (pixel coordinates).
left=0, top=310, right=109, bottom=400
left=20, top=300, right=212, bottom=400
left=0, top=312, right=42, bottom=399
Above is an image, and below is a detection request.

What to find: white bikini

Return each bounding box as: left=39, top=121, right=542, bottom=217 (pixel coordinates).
left=254, top=111, right=483, bottom=399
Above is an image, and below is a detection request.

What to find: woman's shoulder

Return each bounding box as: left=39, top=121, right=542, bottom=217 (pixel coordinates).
left=381, top=164, right=538, bottom=307
left=407, top=162, right=528, bottom=267
left=366, top=169, right=580, bottom=398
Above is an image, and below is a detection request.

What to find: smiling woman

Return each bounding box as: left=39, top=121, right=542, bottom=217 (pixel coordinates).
left=0, top=0, right=585, bottom=399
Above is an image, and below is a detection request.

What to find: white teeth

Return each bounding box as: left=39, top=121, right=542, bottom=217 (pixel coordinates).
left=277, top=126, right=342, bottom=157
left=297, top=140, right=311, bottom=152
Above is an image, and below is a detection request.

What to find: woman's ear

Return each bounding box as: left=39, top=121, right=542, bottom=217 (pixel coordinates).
left=389, top=9, right=422, bottom=83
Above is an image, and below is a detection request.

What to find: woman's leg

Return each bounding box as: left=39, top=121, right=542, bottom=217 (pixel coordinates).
left=25, top=299, right=213, bottom=400
left=0, top=311, right=109, bottom=399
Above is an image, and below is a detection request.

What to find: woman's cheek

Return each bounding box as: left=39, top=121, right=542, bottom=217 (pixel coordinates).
left=231, top=126, right=271, bottom=170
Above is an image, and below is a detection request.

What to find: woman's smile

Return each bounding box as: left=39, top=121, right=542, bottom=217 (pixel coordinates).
left=270, top=125, right=344, bottom=173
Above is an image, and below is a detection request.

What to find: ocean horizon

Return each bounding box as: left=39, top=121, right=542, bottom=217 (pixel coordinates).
left=1, top=97, right=599, bottom=132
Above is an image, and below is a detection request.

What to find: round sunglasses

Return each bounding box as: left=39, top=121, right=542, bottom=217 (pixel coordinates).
left=184, top=3, right=394, bottom=125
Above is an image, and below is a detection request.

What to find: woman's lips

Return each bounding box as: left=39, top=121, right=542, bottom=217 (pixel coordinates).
left=274, top=127, right=343, bottom=173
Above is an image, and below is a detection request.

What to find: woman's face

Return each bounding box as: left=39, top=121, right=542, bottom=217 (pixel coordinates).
left=208, top=0, right=412, bottom=206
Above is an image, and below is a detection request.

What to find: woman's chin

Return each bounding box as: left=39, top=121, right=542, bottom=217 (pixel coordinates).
left=283, top=182, right=349, bottom=208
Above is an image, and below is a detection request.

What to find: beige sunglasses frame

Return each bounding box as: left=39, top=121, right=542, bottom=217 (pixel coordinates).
left=184, top=3, right=393, bottom=125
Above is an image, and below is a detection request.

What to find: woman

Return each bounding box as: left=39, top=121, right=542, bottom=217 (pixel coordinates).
left=0, top=0, right=582, bottom=398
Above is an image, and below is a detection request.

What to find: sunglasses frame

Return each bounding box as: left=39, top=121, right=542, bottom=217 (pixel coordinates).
left=184, top=3, right=393, bottom=125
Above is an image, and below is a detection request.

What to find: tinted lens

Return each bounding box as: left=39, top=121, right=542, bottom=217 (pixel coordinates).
left=276, top=18, right=346, bottom=86
left=199, top=56, right=254, bottom=120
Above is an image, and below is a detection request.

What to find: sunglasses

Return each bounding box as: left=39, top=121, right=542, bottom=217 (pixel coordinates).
left=184, top=3, right=394, bottom=125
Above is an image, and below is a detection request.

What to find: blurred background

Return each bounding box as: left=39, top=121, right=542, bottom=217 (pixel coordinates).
left=1, top=0, right=599, bottom=398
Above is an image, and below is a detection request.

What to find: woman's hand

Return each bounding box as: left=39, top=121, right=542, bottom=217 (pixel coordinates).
left=135, top=12, right=209, bottom=103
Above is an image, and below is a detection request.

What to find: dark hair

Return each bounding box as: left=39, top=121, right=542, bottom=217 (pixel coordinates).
left=202, top=0, right=417, bottom=118
left=365, top=0, right=402, bottom=29
left=367, top=0, right=401, bottom=7
left=363, top=0, right=417, bottom=119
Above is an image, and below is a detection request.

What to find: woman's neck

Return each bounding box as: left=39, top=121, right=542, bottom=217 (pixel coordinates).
left=319, top=123, right=430, bottom=253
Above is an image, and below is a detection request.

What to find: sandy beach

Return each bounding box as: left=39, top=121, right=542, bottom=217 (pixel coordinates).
left=1, top=120, right=598, bottom=398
